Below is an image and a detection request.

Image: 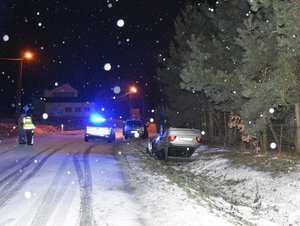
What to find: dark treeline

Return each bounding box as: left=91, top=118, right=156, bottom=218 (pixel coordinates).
left=156, top=0, right=300, bottom=153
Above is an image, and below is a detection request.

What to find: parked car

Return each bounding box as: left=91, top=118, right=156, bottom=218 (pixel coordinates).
left=84, top=113, right=116, bottom=143
left=123, top=119, right=148, bottom=139
left=148, top=127, right=202, bottom=160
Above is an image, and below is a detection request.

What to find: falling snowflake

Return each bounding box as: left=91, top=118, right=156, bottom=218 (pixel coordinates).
left=270, top=142, right=277, bottom=149
left=104, top=63, right=112, bottom=71
left=42, top=113, right=48, bottom=119
left=117, top=19, right=125, bottom=27
left=3, top=35, right=9, bottom=42
left=24, top=191, right=32, bottom=199
left=113, top=86, right=121, bottom=94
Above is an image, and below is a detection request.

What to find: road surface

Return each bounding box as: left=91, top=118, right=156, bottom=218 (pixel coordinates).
left=0, top=130, right=142, bottom=226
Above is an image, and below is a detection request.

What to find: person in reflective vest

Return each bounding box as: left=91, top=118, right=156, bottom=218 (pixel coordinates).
left=23, top=110, right=36, bottom=145
left=17, top=110, right=26, bottom=144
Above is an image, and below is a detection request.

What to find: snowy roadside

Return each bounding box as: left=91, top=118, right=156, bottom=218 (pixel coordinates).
left=116, top=141, right=241, bottom=226
left=116, top=140, right=300, bottom=226
left=187, top=146, right=300, bottom=226
left=0, top=122, right=61, bottom=140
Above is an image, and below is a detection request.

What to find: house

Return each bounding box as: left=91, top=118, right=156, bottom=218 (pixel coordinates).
left=43, top=84, right=95, bottom=118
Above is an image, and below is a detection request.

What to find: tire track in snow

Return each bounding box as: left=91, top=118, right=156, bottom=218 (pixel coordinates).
left=0, top=144, right=55, bottom=182
left=28, top=150, right=75, bottom=226
left=0, top=141, right=75, bottom=209
left=0, top=147, right=16, bottom=157
left=73, top=145, right=96, bottom=226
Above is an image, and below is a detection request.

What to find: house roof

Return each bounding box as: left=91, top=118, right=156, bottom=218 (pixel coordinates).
left=48, top=84, right=78, bottom=94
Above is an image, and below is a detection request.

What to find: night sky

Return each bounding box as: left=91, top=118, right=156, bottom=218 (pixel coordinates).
left=0, top=0, right=213, bottom=116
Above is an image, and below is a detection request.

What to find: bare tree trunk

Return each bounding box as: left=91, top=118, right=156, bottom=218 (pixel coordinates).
left=224, top=112, right=228, bottom=146
left=208, top=110, right=214, bottom=142
left=295, top=103, right=300, bottom=153
left=259, top=132, right=268, bottom=152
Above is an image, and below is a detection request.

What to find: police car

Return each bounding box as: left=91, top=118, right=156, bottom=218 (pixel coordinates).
left=84, top=113, right=116, bottom=143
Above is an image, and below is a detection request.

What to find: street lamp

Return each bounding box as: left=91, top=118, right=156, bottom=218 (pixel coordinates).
left=129, top=86, right=137, bottom=117
left=0, top=50, right=34, bottom=118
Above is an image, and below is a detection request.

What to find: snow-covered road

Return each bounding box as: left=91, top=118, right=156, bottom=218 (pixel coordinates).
left=0, top=133, right=142, bottom=226
left=0, top=131, right=239, bottom=226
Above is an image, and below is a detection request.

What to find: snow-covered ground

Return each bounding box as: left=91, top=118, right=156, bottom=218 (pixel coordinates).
left=116, top=140, right=300, bottom=226
left=0, top=127, right=237, bottom=226
left=1, top=121, right=300, bottom=226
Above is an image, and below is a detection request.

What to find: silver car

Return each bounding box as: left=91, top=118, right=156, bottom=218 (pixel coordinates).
left=148, top=127, right=202, bottom=160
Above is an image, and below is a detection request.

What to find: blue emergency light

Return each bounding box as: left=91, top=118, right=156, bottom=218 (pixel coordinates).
left=90, top=113, right=106, bottom=123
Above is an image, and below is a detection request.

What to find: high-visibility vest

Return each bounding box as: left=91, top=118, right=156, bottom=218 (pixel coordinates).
left=23, top=116, right=35, bottom=130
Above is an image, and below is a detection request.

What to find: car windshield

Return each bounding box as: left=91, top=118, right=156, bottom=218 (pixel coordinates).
left=126, top=120, right=143, bottom=127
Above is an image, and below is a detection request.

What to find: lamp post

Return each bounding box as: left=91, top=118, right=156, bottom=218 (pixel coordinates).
left=0, top=51, right=33, bottom=118
left=129, top=86, right=137, bottom=117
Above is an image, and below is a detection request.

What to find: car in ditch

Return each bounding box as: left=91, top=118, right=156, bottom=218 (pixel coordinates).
left=84, top=113, right=116, bottom=143
left=148, top=127, right=202, bottom=160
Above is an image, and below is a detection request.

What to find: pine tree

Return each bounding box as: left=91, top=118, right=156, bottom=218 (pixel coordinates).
left=157, top=3, right=214, bottom=128
left=179, top=0, right=249, bottom=143
left=248, top=0, right=300, bottom=151
left=179, top=0, right=249, bottom=112
left=275, top=0, right=300, bottom=152
left=234, top=5, right=279, bottom=150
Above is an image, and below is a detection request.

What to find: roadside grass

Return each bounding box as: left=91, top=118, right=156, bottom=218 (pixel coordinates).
left=220, top=151, right=299, bottom=174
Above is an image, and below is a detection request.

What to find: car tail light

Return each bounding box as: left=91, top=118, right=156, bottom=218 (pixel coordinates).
left=196, top=136, right=202, bottom=143
left=168, top=135, right=177, bottom=141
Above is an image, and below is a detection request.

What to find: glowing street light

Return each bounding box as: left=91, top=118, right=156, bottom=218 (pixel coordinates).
left=0, top=50, right=34, bottom=117
left=129, top=86, right=138, bottom=116
left=24, top=51, right=33, bottom=60
left=130, top=86, right=137, bottom=93
left=128, top=85, right=145, bottom=119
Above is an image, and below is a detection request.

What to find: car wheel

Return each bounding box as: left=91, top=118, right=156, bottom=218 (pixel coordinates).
left=124, top=135, right=128, bottom=139
left=84, top=136, right=89, bottom=142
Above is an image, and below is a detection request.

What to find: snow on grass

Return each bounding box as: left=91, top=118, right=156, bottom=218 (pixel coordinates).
left=117, top=140, right=300, bottom=226
left=116, top=141, right=239, bottom=226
